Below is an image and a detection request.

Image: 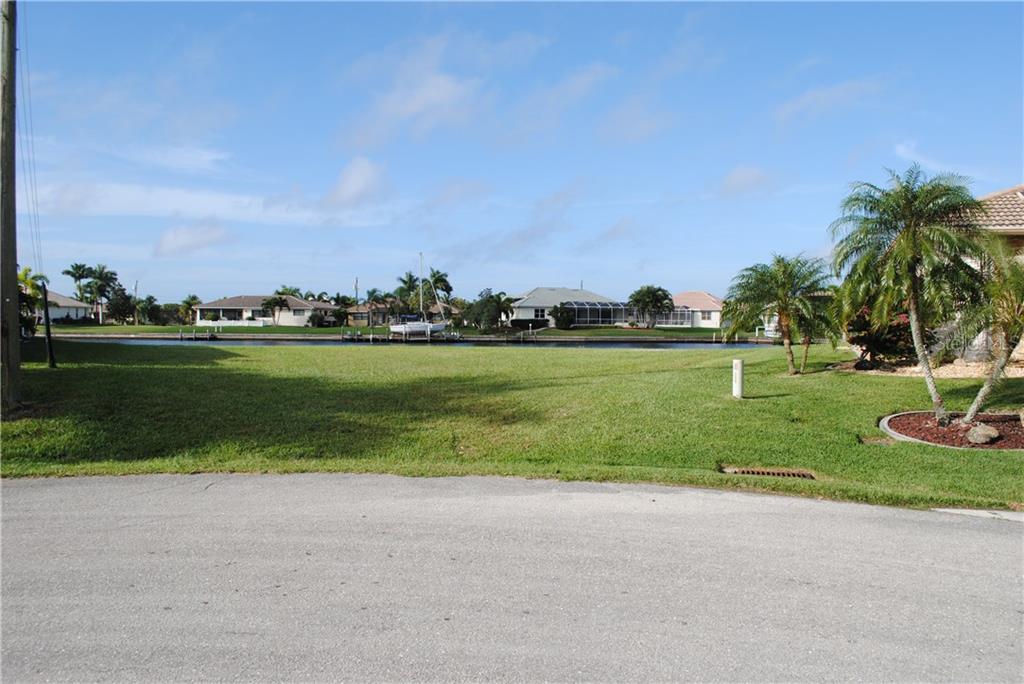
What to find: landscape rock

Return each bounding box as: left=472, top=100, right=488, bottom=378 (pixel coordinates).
left=966, top=423, right=1000, bottom=445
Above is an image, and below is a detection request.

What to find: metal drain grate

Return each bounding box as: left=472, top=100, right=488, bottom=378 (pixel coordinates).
left=719, top=466, right=816, bottom=480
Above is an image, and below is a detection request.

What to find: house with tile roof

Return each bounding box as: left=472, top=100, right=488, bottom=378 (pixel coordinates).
left=975, top=184, right=1024, bottom=257
left=194, top=294, right=335, bottom=326
left=663, top=291, right=724, bottom=328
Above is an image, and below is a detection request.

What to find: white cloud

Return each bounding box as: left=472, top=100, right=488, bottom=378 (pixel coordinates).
left=346, top=36, right=488, bottom=148
left=325, top=157, right=386, bottom=207
left=35, top=180, right=400, bottom=228
left=775, top=79, right=880, bottom=123
left=598, top=96, right=674, bottom=142
left=112, top=144, right=231, bottom=175
left=719, top=166, right=775, bottom=196
left=154, top=220, right=230, bottom=257
left=504, top=63, right=618, bottom=142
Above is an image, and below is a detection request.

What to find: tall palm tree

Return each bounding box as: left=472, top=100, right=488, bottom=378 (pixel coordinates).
left=62, top=263, right=92, bottom=301
left=831, top=165, right=984, bottom=423
left=395, top=272, right=420, bottom=312
left=953, top=238, right=1024, bottom=424
left=261, top=295, right=289, bottom=325
left=428, top=268, right=452, bottom=303
left=276, top=285, right=301, bottom=297
left=88, top=264, right=119, bottom=324
left=723, top=254, right=831, bottom=375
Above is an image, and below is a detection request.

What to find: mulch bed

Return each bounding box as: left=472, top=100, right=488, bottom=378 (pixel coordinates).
left=887, top=412, right=1024, bottom=450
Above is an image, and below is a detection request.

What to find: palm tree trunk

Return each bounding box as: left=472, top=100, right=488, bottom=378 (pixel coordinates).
left=907, top=286, right=947, bottom=425
left=962, top=331, right=1012, bottom=424
left=780, top=318, right=797, bottom=375
left=800, top=335, right=811, bottom=374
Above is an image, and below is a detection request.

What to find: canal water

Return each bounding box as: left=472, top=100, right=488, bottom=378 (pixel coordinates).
left=65, top=338, right=764, bottom=350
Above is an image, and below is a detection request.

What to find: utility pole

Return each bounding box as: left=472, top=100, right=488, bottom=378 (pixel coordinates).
left=40, top=281, right=55, bottom=369
left=0, top=0, right=18, bottom=413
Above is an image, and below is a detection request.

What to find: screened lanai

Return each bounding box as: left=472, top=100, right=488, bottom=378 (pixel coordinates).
left=560, top=301, right=633, bottom=325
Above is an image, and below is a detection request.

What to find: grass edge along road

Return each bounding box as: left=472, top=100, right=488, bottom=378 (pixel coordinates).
left=3, top=341, right=1022, bottom=510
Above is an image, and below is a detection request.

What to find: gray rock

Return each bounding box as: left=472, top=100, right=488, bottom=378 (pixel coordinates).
left=967, top=423, right=1000, bottom=444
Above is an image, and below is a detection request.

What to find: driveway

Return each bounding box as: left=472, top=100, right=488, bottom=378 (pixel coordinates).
left=2, top=474, right=1021, bottom=681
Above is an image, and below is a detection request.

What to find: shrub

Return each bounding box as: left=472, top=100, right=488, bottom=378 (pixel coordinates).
left=846, top=308, right=933, bottom=365
left=549, top=305, right=574, bottom=330
left=308, top=311, right=326, bottom=328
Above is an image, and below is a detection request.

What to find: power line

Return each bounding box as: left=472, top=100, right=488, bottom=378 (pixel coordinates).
left=15, top=0, right=41, bottom=275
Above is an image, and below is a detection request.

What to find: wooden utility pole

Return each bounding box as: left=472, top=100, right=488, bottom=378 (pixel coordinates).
left=40, top=281, right=55, bottom=368
left=0, top=0, right=18, bottom=413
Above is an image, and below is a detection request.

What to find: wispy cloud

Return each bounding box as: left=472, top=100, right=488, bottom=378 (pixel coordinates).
left=345, top=35, right=490, bottom=148
left=893, top=140, right=992, bottom=182
left=503, top=63, right=618, bottom=143
left=154, top=219, right=230, bottom=257
left=598, top=96, right=674, bottom=143
left=719, top=165, right=776, bottom=196
left=325, top=157, right=387, bottom=207
left=775, top=78, right=880, bottom=124
left=579, top=217, right=636, bottom=251
left=110, top=144, right=232, bottom=175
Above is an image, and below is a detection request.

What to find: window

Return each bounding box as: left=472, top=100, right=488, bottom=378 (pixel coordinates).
left=701, top=310, right=712, bottom=321
left=293, top=309, right=306, bottom=316
left=533, top=308, right=546, bottom=319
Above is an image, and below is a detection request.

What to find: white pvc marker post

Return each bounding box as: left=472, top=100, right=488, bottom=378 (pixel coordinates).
left=732, top=359, right=744, bottom=399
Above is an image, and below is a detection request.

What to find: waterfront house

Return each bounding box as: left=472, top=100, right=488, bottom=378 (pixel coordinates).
left=194, top=295, right=335, bottom=326
left=40, top=291, right=91, bottom=321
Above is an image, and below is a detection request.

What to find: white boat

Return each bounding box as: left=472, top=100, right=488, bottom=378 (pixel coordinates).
left=389, top=321, right=447, bottom=336
left=388, top=251, right=450, bottom=337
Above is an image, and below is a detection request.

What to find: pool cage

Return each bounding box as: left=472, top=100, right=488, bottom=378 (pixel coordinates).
left=560, top=301, right=634, bottom=326
left=557, top=301, right=701, bottom=327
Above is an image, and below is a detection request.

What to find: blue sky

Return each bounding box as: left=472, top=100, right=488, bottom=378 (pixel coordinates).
left=18, top=1, right=1023, bottom=303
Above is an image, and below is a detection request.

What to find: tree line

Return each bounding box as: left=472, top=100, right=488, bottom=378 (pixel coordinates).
left=721, top=164, right=1022, bottom=427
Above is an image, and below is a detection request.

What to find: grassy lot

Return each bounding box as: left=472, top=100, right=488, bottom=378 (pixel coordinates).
left=4, top=341, right=1022, bottom=509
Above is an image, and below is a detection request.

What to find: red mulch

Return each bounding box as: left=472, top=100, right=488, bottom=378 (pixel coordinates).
left=887, top=412, right=1024, bottom=450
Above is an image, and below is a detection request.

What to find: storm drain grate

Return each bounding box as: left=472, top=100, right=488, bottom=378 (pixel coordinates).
left=719, top=466, right=816, bottom=480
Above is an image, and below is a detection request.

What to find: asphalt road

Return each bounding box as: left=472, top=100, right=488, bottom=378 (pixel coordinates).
left=2, top=474, right=1021, bottom=682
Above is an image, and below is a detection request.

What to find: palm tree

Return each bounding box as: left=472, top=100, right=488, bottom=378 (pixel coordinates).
left=953, top=239, right=1024, bottom=424
left=628, top=285, right=674, bottom=329
left=179, top=294, right=201, bottom=325
left=395, top=272, right=420, bottom=312
left=62, top=263, right=93, bottom=301
left=364, top=288, right=385, bottom=330
left=428, top=268, right=452, bottom=303
left=88, top=264, right=119, bottom=324
left=276, top=285, right=301, bottom=297
left=831, top=165, right=984, bottom=423
left=795, top=287, right=840, bottom=374
left=18, top=266, right=48, bottom=300
left=723, top=254, right=831, bottom=375
left=261, top=295, right=289, bottom=325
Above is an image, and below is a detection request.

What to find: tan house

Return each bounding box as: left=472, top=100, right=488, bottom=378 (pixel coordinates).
left=976, top=184, right=1024, bottom=256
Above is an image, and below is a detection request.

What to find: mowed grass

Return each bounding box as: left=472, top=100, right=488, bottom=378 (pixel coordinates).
left=4, top=341, right=1022, bottom=509
left=52, top=324, right=369, bottom=335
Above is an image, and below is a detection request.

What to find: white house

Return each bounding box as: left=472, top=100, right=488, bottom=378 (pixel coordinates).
left=42, top=291, right=91, bottom=321
left=660, top=291, right=724, bottom=329
left=194, top=295, right=335, bottom=327
left=509, top=287, right=620, bottom=327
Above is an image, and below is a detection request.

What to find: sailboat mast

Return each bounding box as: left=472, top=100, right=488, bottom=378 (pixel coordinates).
left=418, top=251, right=424, bottom=319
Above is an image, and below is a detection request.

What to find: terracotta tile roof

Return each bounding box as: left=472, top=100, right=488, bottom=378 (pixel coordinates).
left=672, top=291, right=723, bottom=311
left=975, top=184, right=1024, bottom=234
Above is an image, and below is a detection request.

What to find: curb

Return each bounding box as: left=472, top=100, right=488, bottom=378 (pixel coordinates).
left=879, top=411, right=1022, bottom=451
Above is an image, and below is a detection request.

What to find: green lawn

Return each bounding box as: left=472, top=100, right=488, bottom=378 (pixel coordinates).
left=3, top=341, right=1021, bottom=509
left=52, top=324, right=370, bottom=335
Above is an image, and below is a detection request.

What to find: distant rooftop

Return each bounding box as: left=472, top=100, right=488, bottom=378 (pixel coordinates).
left=46, top=291, right=89, bottom=308
left=672, top=291, right=723, bottom=311
left=197, top=295, right=334, bottom=310
left=513, top=287, right=615, bottom=308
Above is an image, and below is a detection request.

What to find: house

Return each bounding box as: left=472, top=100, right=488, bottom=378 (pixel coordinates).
left=975, top=184, right=1024, bottom=257
left=345, top=301, right=390, bottom=327
left=194, top=295, right=335, bottom=327
left=660, top=291, right=724, bottom=328
left=40, top=291, right=91, bottom=321
left=509, top=287, right=624, bottom=327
